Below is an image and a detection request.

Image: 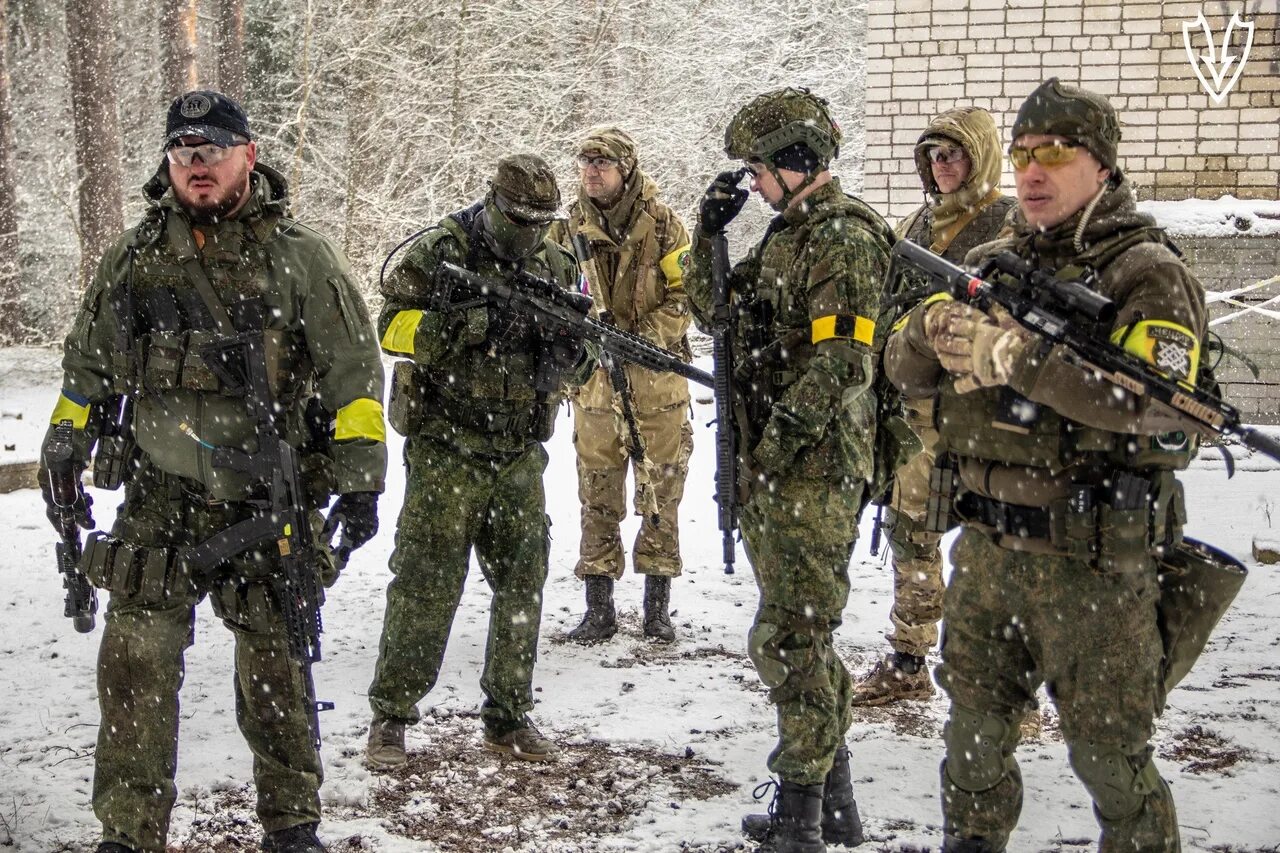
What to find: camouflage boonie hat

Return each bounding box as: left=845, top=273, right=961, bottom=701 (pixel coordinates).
left=578, top=126, right=637, bottom=176
left=490, top=153, right=561, bottom=223
left=1012, top=78, right=1122, bottom=175
left=724, top=87, right=841, bottom=167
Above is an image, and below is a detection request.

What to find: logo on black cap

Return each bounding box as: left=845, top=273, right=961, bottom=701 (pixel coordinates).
left=179, top=94, right=212, bottom=119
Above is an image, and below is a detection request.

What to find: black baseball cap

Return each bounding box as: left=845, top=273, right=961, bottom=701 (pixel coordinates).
left=165, top=90, right=252, bottom=148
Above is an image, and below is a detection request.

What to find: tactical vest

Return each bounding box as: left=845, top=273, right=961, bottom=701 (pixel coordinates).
left=393, top=206, right=579, bottom=442
left=936, top=227, right=1203, bottom=479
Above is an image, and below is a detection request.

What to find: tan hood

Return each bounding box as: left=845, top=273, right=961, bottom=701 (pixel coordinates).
left=914, top=107, right=1004, bottom=233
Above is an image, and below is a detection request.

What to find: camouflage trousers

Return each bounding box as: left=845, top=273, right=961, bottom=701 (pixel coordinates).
left=368, top=436, right=551, bottom=735
left=937, top=526, right=1177, bottom=852
left=883, top=427, right=943, bottom=658
left=741, top=474, right=863, bottom=787
left=572, top=401, right=693, bottom=579
left=94, top=463, right=323, bottom=853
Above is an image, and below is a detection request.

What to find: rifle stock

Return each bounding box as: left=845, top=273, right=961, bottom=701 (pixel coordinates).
left=890, top=239, right=1280, bottom=464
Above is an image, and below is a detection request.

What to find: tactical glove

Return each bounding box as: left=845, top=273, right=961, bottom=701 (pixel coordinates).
left=39, top=464, right=94, bottom=536
left=322, top=491, right=379, bottom=580
left=922, top=300, right=984, bottom=353
left=934, top=308, right=1031, bottom=394
left=698, top=169, right=750, bottom=235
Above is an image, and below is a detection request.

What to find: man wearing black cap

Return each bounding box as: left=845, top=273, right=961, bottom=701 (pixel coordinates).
left=38, top=91, right=387, bottom=852
left=367, top=154, right=594, bottom=768
left=886, top=78, right=1206, bottom=852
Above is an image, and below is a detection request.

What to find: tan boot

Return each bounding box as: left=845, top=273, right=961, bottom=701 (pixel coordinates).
left=1019, top=707, right=1043, bottom=740
left=850, top=653, right=934, bottom=706
left=365, top=716, right=407, bottom=768
left=483, top=721, right=559, bottom=762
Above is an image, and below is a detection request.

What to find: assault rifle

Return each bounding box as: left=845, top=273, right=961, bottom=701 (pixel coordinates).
left=42, top=419, right=98, bottom=633
left=709, top=229, right=738, bottom=575
left=182, top=302, right=335, bottom=751
left=435, top=262, right=714, bottom=390
left=889, top=239, right=1280, bottom=464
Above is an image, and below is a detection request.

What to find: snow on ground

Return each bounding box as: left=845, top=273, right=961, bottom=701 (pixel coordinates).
left=1137, top=196, right=1280, bottom=238
left=1, top=346, right=1278, bottom=852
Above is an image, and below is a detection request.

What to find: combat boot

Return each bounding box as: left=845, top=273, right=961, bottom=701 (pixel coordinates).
left=741, top=780, right=827, bottom=852
left=849, top=651, right=933, bottom=706
left=262, top=822, right=325, bottom=852
left=642, top=575, right=676, bottom=642
left=942, top=836, right=1002, bottom=853
left=483, top=719, right=559, bottom=761
left=567, top=575, right=617, bottom=643
left=365, top=716, right=407, bottom=768
left=820, top=746, right=865, bottom=847
left=96, top=844, right=136, bottom=853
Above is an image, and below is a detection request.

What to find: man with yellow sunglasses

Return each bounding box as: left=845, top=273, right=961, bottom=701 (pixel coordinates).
left=886, top=78, right=1207, bottom=852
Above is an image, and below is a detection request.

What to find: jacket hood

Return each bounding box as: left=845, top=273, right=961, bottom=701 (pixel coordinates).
left=146, top=161, right=291, bottom=223
left=914, top=107, right=1005, bottom=232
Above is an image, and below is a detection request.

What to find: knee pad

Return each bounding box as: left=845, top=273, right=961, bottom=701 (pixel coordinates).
left=747, top=622, right=831, bottom=699
left=944, top=704, right=1017, bottom=793
left=1068, top=743, right=1163, bottom=822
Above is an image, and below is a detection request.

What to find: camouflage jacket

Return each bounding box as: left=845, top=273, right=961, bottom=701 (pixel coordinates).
left=685, top=178, right=896, bottom=482
left=550, top=170, right=693, bottom=414
left=48, top=164, right=387, bottom=501
left=886, top=180, right=1208, bottom=511
left=379, top=202, right=593, bottom=456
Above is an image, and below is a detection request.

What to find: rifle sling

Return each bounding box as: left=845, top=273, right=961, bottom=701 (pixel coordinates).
left=166, top=209, right=238, bottom=337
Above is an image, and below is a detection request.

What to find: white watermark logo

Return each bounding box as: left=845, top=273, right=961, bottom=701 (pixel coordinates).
left=1183, top=11, right=1255, bottom=104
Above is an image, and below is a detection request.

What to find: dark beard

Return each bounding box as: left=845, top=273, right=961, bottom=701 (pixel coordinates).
left=186, top=181, right=249, bottom=224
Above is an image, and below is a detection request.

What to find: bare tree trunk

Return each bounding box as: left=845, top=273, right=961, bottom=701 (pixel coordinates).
left=65, top=0, right=124, bottom=289
left=0, top=0, right=22, bottom=343
left=288, top=0, right=316, bottom=207
left=448, top=0, right=469, bottom=148
left=160, top=0, right=198, bottom=99
left=216, top=0, right=245, bottom=100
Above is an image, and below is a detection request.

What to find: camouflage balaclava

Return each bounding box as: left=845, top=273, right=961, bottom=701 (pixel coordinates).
left=481, top=153, right=560, bottom=261
left=724, top=87, right=842, bottom=210
left=1011, top=78, right=1122, bottom=181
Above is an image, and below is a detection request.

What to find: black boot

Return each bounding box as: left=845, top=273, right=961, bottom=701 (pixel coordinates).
left=821, top=746, right=865, bottom=846
left=567, top=575, right=616, bottom=642
left=942, top=836, right=1001, bottom=853
left=642, top=575, right=675, bottom=642
left=262, top=822, right=325, bottom=852
left=741, top=780, right=827, bottom=852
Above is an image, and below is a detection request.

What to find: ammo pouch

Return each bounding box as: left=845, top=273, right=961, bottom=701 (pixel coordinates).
left=1157, top=537, right=1246, bottom=691
left=93, top=432, right=137, bottom=491
left=925, top=453, right=960, bottom=534
left=387, top=360, right=424, bottom=436
left=1047, top=472, right=1185, bottom=573
left=80, top=531, right=195, bottom=603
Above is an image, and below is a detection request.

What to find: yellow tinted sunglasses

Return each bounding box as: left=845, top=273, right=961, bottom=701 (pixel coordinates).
left=1009, top=141, right=1080, bottom=171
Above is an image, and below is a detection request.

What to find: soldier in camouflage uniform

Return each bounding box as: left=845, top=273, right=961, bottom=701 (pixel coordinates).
left=548, top=127, right=694, bottom=643
left=367, top=155, right=593, bottom=768
left=38, top=91, right=387, bottom=853
left=684, top=88, right=895, bottom=852
left=886, top=79, right=1206, bottom=852
left=852, top=107, right=1014, bottom=706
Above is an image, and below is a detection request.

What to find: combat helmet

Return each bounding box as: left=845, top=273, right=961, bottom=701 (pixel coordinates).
left=724, top=87, right=841, bottom=208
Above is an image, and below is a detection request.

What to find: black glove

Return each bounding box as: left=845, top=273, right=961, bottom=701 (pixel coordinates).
left=698, top=168, right=750, bottom=235
left=547, top=326, right=588, bottom=372
left=322, top=492, right=379, bottom=573
left=40, top=465, right=94, bottom=536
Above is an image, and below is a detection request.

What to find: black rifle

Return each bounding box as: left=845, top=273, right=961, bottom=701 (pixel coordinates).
left=181, top=304, right=334, bottom=750
left=889, top=239, right=1280, bottom=463
left=435, top=262, right=714, bottom=390
left=42, top=419, right=98, bottom=633
left=709, top=228, right=738, bottom=575
left=568, top=233, right=647, bottom=467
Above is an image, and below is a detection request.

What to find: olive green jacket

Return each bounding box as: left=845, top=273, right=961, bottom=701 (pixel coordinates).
left=48, top=164, right=387, bottom=500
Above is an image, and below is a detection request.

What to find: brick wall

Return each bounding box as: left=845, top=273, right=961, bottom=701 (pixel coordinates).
left=863, top=0, right=1280, bottom=221
left=1178, top=234, right=1280, bottom=424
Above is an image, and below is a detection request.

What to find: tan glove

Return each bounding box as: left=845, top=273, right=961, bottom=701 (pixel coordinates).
left=935, top=310, right=1031, bottom=394
left=923, top=300, right=985, bottom=353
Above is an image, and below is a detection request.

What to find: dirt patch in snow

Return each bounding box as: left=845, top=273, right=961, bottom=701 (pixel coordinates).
left=1161, top=724, right=1257, bottom=775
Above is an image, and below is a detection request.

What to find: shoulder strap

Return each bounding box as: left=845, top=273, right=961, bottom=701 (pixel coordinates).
left=164, top=208, right=236, bottom=336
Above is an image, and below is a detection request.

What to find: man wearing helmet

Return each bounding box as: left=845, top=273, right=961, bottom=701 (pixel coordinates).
left=684, top=87, right=896, bottom=852
left=886, top=79, right=1205, bottom=852
left=549, top=127, right=695, bottom=644
left=366, top=154, right=595, bottom=768
left=851, top=107, right=1015, bottom=707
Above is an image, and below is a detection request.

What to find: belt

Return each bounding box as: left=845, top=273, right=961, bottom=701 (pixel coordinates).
left=956, top=492, right=1054, bottom=540
left=443, top=402, right=537, bottom=435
